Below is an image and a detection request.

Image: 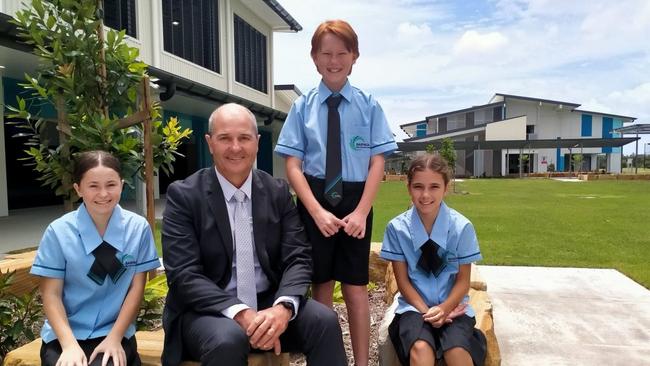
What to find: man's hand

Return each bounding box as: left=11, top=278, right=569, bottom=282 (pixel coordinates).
left=246, top=305, right=292, bottom=353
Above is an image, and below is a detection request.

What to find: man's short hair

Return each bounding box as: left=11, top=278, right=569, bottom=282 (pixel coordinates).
left=310, top=20, right=359, bottom=59
left=208, top=103, right=259, bottom=135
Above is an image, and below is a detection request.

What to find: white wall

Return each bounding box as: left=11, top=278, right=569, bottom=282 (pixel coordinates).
left=0, top=74, right=8, bottom=216
left=485, top=116, right=527, bottom=141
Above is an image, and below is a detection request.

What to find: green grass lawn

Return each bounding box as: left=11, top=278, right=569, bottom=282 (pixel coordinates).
left=154, top=178, right=649, bottom=288
left=372, top=178, right=650, bottom=288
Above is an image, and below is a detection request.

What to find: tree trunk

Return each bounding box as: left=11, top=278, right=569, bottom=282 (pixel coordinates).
left=56, top=95, right=74, bottom=213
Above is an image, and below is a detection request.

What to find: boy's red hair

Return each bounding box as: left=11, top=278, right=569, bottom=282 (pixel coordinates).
left=310, top=20, right=359, bottom=59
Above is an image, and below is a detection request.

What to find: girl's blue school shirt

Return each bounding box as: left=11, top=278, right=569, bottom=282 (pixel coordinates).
left=381, top=202, right=482, bottom=316
left=274, top=79, right=398, bottom=182
left=30, top=203, right=160, bottom=343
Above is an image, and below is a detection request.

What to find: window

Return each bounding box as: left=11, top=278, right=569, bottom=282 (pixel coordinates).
left=234, top=15, right=267, bottom=93
left=162, top=0, right=220, bottom=73
left=526, top=125, right=535, bottom=134
left=416, top=123, right=427, bottom=137
left=581, top=114, right=592, bottom=137
left=103, top=0, right=137, bottom=38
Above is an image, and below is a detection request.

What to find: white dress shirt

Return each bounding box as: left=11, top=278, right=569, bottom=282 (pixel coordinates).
left=215, top=168, right=299, bottom=319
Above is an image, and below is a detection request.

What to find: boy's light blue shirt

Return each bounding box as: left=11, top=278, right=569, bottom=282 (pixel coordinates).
left=274, top=80, right=398, bottom=182
left=31, top=204, right=160, bottom=343
left=380, top=202, right=482, bottom=316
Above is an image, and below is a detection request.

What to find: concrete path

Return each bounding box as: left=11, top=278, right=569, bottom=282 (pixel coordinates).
left=478, top=265, right=650, bottom=366
left=0, top=198, right=166, bottom=256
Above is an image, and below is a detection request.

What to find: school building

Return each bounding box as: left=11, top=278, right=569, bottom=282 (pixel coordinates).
left=398, top=93, right=639, bottom=177
left=0, top=0, right=302, bottom=217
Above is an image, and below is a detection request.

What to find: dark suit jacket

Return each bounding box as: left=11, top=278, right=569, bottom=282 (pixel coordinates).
left=160, top=168, right=311, bottom=366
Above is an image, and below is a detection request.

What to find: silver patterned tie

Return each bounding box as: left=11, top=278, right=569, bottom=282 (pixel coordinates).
left=233, top=190, right=257, bottom=310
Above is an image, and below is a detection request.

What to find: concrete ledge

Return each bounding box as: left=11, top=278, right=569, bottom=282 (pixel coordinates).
left=0, top=251, right=38, bottom=295
left=4, top=330, right=289, bottom=366
left=379, top=263, right=500, bottom=366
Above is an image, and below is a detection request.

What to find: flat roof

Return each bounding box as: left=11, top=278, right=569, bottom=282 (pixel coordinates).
left=397, top=137, right=639, bottom=152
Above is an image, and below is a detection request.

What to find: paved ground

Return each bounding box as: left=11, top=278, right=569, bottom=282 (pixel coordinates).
left=0, top=198, right=165, bottom=256
left=478, top=265, right=650, bottom=366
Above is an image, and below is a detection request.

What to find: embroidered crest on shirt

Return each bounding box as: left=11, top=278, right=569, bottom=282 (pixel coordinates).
left=349, top=136, right=370, bottom=150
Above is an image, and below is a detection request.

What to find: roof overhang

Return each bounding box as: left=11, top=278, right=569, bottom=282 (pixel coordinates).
left=397, top=137, right=640, bottom=152
left=491, top=93, right=581, bottom=108
left=614, top=124, right=650, bottom=134
left=242, top=0, right=302, bottom=32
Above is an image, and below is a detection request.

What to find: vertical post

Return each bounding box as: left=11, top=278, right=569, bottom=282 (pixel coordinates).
left=96, top=0, right=109, bottom=119
left=140, top=77, right=155, bottom=231
left=635, top=132, right=639, bottom=174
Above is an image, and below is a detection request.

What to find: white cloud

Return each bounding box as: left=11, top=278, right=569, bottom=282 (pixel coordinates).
left=452, top=30, right=509, bottom=58
left=397, top=22, right=434, bottom=38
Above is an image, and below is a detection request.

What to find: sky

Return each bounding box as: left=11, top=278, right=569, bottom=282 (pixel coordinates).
left=273, top=0, right=650, bottom=156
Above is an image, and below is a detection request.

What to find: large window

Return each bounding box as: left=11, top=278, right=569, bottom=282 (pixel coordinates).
left=234, top=15, right=267, bottom=93
left=162, top=0, right=220, bottom=73
left=103, top=0, right=137, bottom=38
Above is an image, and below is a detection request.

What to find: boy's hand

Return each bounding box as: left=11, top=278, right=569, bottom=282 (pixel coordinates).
left=313, top=207, right=346, bottom=237
left=342, top=210, right=367, bottom=239
left=423, top=305, right=448, bottom=328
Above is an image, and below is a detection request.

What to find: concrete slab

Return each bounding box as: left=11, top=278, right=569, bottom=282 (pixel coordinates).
left=478, top=265, right=650, bottom=366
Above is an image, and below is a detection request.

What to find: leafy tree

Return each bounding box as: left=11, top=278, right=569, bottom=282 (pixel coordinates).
left=426, top=138, right=457, bottom=190
left=5, top=0, right=191, bottom=211
left=572, top=153, right=584, bottom=173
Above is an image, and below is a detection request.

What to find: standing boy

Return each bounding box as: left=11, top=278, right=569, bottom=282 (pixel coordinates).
left=274, top=20, right=397, bottom=366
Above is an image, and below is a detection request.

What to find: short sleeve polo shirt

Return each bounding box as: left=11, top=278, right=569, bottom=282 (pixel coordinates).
left=275, top=80, right=398, bottom=182
left=381, top=203, right=482, bottom=316
left=31, top=204, right=160, bottom=343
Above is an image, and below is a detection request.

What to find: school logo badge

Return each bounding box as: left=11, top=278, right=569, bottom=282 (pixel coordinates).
left=121, top=254, right=136, bottom=267
left=349, top=136, right=370, bottom=151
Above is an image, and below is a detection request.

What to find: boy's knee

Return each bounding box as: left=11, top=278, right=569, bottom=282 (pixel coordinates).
left=409, top=340, right=434, bottom=363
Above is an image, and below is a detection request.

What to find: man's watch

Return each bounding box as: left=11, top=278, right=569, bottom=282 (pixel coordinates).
left=278, top=301, right=295, bottom=317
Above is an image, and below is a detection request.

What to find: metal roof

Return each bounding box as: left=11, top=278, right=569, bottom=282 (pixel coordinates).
left=261, top=0, right=302, bottom=31
left=614, top=124, right=650, bottom=134
left=492, top=93, right=582, bottom=108
left=397, top=137, right=639, bottom=152
left=425, top=101, right=505, bottom=119
left=573, top=109, right=636, bottom=121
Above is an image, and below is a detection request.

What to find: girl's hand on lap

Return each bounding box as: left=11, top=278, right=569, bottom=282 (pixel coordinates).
left=56, top=343, right=87, bottom=366
left=89, top=336, right=126, bottom=366
left=342, top=210, right=367, bottom=239
left=423, top=305, right=448, bottom=328
left=445, top=303, right=468, bottom=323
left=313, top=207, right=346, bottom=237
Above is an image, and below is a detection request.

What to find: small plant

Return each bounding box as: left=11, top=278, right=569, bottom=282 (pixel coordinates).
left=137, top=274, right=168, bottom=330
left=0, top=271, right=42, bottom=361
left=547, top=163, right=556, bottom=172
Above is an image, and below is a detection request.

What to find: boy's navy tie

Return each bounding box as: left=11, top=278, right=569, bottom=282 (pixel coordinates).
left=325, top=94, right=343, bottom=207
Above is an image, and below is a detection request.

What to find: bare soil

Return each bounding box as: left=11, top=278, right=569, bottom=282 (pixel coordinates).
left=290, top=283, right=388, bottom=365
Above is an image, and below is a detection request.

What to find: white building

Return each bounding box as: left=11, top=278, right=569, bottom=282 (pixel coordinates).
left=399, top=93, right=638, bottom=177
left=0, top=0, right=302, bottom=217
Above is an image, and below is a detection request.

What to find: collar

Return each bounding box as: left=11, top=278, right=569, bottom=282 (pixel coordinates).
left=409, top=202, right=450, bottom=251
left=318, top=79, right=352, bottom=104
left=77, top=203, right=125, bottom=255
left=214, top=167, right=252, bottom=202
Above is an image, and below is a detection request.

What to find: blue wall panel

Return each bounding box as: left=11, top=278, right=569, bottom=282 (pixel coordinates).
left=602, top=117, right=613, bottom=153
left=581, top=114, right=592, bottom=137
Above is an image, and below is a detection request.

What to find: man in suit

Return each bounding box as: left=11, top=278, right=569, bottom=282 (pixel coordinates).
left=161, top=103, right=347, bottom=366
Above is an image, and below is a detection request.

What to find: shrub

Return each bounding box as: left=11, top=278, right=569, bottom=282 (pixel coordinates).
left=0, top=271, right=42, bottom=361
left=137, top=274, right=168, bottom=330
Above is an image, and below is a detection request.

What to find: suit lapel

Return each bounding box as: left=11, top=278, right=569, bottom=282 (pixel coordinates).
left=251, top=170, right=272, bottom=278
left=204, top=169, right=234, bottom=264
